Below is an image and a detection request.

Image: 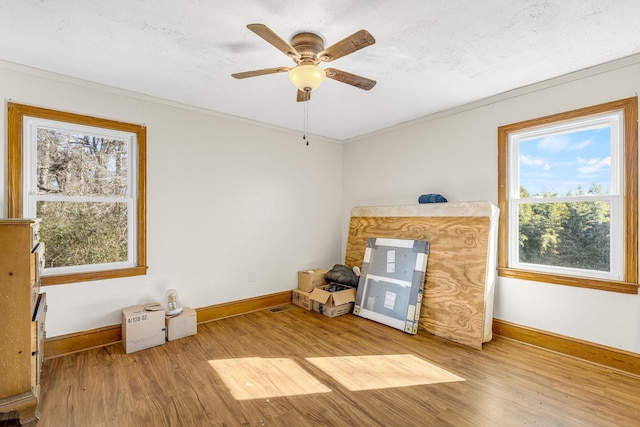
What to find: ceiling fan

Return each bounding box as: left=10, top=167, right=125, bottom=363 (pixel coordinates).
left=232, top=24, right=376, bottom=102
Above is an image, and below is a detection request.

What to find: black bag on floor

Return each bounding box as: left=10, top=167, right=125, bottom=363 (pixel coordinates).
left=324, top=264, right=359, bottom=288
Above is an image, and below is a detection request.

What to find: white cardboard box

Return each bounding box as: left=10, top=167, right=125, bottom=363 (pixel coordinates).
left=122, top=303, right=166, bottom=353
left=166, top=307, right=197, bottom=341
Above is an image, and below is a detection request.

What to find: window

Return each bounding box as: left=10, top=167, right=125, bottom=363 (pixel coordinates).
left=498, top=97, right=638, bottom=294
left=8, top=103, right=147, bottom=285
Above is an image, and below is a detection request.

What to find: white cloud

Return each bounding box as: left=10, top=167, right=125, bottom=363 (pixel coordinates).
left=537, top=135, right=570, bottom=153
left=576, top=156, right=610, bottom=174
left=520, top=154, right=548, bottom=168
left=570, top=139, right=591, bottom=150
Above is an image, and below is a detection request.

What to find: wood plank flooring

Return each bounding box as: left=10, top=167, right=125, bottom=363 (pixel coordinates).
left=3, top=304, right=640, bottom=426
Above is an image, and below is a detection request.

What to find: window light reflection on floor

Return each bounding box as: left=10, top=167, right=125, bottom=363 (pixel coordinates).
left=208, top=354, right=464, bottom=401
left=306, top=354, right=465, bottom=391
left=208, top=357, right=331, bottom=400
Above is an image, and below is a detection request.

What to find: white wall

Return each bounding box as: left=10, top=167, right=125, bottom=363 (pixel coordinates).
left=4, top=56, right=640, bottom=355
left=342, top=55, right=640, bottom=354
left=0, top=62, right=344, bottom=337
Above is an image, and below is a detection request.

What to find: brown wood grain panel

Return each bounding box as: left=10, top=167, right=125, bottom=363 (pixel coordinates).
left=346, top=215, right=491, bottom=349
left=44, top=325, right=122, bottom=360
left=195, top=291, right=293, bottom=324
left=44, top=291, right=293, bottom=359
left=14, top=306, right=640, bottom=427
left=493, top=319, right=640, bottom=376
left=6, top=105, right=24, bottom=218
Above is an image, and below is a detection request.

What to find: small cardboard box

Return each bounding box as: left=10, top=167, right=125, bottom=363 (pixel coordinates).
left=297, top=269, right=328, bottom=292
left=166, top=307, right=197, bottom=341
left=309, top=283, right=356, bottom=317
left=309, top=283, right=357, bottom=307
left=313, top=301, right=354, bottom=318
left=122, top=303, right=166, bottom=353
left=292, top=288, right=313, bottom=310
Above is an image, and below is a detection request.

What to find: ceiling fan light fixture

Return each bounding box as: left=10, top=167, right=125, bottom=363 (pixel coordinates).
left=288, top=64, right=326, bottom=92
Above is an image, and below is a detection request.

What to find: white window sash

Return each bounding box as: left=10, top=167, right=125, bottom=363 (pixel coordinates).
left=506, top=111, right=624, bottom=281
left=23, top=117, right=138, bottom=276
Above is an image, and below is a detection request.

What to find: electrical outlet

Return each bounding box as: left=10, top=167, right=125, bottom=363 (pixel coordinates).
left=248, top=271, right=256, bottom=283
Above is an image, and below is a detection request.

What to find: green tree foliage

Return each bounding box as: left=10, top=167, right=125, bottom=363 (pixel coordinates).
left=38, top=201, right=128, bottom=268
left=36, top=129, right=129, bottom=268
left=518, top=185, right=610, bottom=272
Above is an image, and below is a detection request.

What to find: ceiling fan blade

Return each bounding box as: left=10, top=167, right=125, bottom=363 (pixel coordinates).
left=231, top=66, right=290, bottom=79
left=318, top=30, right=375, bottom=62
left=247, top=24, right=301, bottom=60
left=325, top=68, right=376, bottom=90
left=297, top=89, right=311, bottom=102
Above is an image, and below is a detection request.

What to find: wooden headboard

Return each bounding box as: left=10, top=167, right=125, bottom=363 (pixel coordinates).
left=345, top=201, right=499, bottom=349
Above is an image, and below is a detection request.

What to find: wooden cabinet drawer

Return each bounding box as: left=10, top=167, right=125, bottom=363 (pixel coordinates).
left=30, top=243, right=45, bottom=315
left=0, top=219, right=45, bottom=424
left=31, top=293, right=47, bottom=387
left=31, top=322, right=37, bottom=387
left=30, top=219, right=41, bottom=250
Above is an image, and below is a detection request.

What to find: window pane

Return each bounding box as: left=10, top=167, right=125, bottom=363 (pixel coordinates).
left=518, top=126, right=611, bottom=197
left=36, top=128, right=129, bottom=197
left=518, top=200, right=610, bottom=272
left=37, top=201, right=128, bottom=268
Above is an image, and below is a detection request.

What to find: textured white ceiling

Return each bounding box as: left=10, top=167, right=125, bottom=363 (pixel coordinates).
left=1, top=0, right=640, bottom=140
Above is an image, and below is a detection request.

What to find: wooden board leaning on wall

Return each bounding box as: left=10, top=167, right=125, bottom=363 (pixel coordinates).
left=345, top=202, right=497, bottom=349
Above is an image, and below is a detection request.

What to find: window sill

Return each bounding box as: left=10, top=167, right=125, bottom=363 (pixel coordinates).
left=42, top=266, right=148, bottom=286
left=498, top=268, right=638, bottom=294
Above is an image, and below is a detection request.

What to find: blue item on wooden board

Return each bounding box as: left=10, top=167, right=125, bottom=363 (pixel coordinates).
left=418, top=194, right=447, bottom=204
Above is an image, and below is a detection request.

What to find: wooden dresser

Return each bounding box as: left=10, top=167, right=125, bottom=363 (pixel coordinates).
left=0, top=219, right=46, bottom=425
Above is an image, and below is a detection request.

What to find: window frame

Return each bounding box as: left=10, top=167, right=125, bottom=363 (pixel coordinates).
left=8, top=103, right=148, bottom=285
left=497, top=97, right=638, bottom=294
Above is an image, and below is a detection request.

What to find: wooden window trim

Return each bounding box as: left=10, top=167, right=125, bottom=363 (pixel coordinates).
left=497, top=97, right=638, bottom=294
left=7, top=102, right=148, bottom=285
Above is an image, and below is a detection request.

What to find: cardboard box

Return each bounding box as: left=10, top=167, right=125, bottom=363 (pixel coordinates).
left=166, top=307, right=197, bottom=341
left=313, top=301, right=354, bottom=318
left=309, top=283, right=357, bottom=307
left=309, top=283, right=357, bottom=317
left=292, top=288, right=314, bottom=310
left=297, top=269, right=328, bottom=292
left=122, top=303, right=166, bottom=353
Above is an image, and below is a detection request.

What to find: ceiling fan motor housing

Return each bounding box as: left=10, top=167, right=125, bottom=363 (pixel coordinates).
left=290, top=32, right=325, bottom=64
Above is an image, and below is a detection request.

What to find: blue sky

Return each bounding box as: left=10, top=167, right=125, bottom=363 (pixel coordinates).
left=518, top=126, right=612, bottom=196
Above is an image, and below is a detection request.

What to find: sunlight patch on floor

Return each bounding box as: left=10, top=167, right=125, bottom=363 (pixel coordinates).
left=208, top=357, right=331, bottom=400
left=306, top=354, right=465, bottom=391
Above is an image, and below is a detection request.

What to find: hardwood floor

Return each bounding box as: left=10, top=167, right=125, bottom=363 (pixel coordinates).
left=3, top=304, right=640, bottom=426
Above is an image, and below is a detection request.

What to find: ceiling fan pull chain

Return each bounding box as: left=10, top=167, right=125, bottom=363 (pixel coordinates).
left=303, top=99, right=309, bottom=146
